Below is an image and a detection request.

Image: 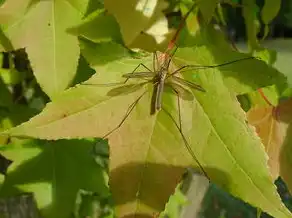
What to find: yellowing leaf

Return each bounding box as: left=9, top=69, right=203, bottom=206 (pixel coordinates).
left=247, top=99, right=292, bottom=196
left=247, top=106, right=286, bottom=179
left=67, top=9, right=123, bottom=43
left=274, top=99, right=292, bottom=195
left=180, top=2, right=200, bottom=35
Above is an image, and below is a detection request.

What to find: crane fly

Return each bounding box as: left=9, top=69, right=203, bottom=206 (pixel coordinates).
left=120, top=48, right=206, bottom=115
left=93, top=48, right=255, bottom=179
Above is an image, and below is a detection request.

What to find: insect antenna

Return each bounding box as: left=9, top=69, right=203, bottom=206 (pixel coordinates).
left=161, top=93, right=210, bottom=180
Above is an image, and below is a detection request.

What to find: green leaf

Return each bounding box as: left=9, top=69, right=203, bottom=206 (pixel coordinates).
left=261, top=0, right=281, bottom=25
left=260, top=0, right=281, bottom=39
left=180, top=2, right=200, bottom=35
left=245, top=85, right=280, bottom=108
left=70, top=55, right=96, bottom=87
left=80, top=39, right=130, bottom=67
left=242, top=0, right=260, bottom=50
left=197, top=0, right=218, bottom=24
left=67, top=9, right=123, bottom=44
left=0, top=139, right=110, bottom=218
left=0, top=104, right=38, bottom=144
left=3, top=43, right=292, bottom=217
left=0, top=0, right=89, bottom=98
left=174, top=28, right=287, bottom=95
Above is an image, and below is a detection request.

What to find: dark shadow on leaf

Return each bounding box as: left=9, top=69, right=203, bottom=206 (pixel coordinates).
left=0, top=139, right=109, bottom=217
left=164, top=83, right=194, bottom=101
left=110, top=162, right=230, bottom=217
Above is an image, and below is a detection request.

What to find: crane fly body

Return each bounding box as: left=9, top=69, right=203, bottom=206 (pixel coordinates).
left=119, top=50, right=206, bottom=115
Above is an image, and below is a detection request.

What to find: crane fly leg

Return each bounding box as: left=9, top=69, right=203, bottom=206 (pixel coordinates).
left=161, top=90, right=209, bottom=180
left=102, top=91, right=147, bottom=139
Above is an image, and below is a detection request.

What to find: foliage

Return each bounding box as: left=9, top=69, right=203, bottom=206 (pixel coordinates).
left=0, top=0, right=292, bottom=218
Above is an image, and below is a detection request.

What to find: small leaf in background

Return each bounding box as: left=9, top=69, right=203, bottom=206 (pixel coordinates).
left=80, top=39, right=130, bottom=67
left=67, top=9, right=123, bottom=44
left=197, top=0, right=217, bottom=24
left=242, top=0, right=260, bottom=50
left=104, top=0, right=173, bottom=51
left=247, top=98, right=292, bottom=196
left=253, top=47, right=277, bottom=65
left=261, top=0, right=281, bottom=39
left=180, top=1, right=200, bottom=36
left=0, top=139, right=110, bottom=218
left=0, top=104, right=38, bottom=144
left=275, top=99, right=292, bottom=196
left=74, top=189, right=114, bottom=218
left=0, top=0, right=89, bottom=98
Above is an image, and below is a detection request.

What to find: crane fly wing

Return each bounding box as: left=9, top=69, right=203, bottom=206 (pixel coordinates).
left=165, top=82, right=194, bottom=101
left=107, top=82, right=146, bottom=96
left=122, top=72, right=156, bottom=78
left=171, top=76, right=206, bottom=92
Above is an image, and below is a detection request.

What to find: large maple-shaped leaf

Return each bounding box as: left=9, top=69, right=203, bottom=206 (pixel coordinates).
left=2, top=40, right=292, bottom=217
left=0, top=0, right=89, bottom=98
left=0, top=139, right=109, bottom=218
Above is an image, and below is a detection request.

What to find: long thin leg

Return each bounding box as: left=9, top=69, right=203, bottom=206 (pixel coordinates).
left=161, top=95, right=210, bottom=180
left=167, top=56, right=255, bottom=79
left=83, top=62, right=154, bottom=87
left=153, top=52, right=157, bottom=72
left=124, top=63, right=153, bottom=84
left=176, top=94, right=209, bottom=179
left=171, top=76, right=206, bottom=92
left=102, top=91, right=147, bottom=139
left=166, top=45, right=179, bottom=69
